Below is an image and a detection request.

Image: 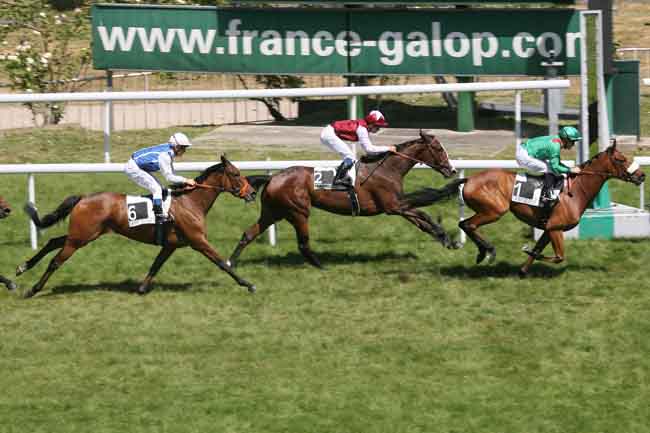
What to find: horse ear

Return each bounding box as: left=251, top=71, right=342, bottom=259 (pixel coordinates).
left=419, top=129, right=425, bottom=140
left=220, top=154, right=228, bottom=164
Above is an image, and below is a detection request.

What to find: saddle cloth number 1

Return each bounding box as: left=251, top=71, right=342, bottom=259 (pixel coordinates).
left=512, top=174, right=542, bottom=207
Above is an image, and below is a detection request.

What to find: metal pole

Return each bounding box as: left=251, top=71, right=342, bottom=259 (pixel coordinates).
left=640, top=181, right=645, bottom=210
left=28, top=173, right=37, bottom=250
left=348, top=83, right=358, bottom=157
left=515, top=91, right=522, bottom=147
left=458, top=168, right=466, bottom=245
left=103, top=71, right=113, bottom=163
left=266, top=157, right=277, bottom=246
left=579, top=12, right=590, bottom=164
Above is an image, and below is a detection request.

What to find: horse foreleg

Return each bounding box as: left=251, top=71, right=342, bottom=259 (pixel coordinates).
left=137, top=246, right=177, bottom=295
left=459, top=212, right=503, bottom=264
left=24, top=242, right=79, bottom=299
left=191, top=237, right=256, bottom=293
left=396, top=208, right=459, bottom=249
left=0, top=275, right=17, bottom=291
left=228, top=209, right=279, bottom=268
left=519, top=231, right=552, bottom=276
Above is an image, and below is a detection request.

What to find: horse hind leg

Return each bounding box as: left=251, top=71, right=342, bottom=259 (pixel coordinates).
left=287, top=213, right=322, bottom=269
left=459, top=213, right=501, bottom=265
left=16, top=235, right=67, bottom=276
left=24, top=241, right=80, bottom=299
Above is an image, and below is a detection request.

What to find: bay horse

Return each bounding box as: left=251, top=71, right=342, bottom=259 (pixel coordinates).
left=402, top=143, right=645, bottom=276
left=228, top=131, right=458, bottom=268
left=16, top=155, right=258, bottom=298
left=0, top=195, right=17, bottom=291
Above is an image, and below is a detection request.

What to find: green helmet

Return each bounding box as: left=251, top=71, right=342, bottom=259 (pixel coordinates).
left=559, top=126, right=581, bottom=143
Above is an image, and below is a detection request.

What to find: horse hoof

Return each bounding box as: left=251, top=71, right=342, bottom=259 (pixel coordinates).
left=487, top=251, right=496, bottom=264
left=137, top=285, right=151, bottom=296
left=476, top=251, right=486, bottom=264
left=248, top=285, right=256, bottom=294
left=448, top=241, right=462, bottom=250
left=16, top=264, right=26, bottom=276
left=6, top=281, right=17, bottom=291
left=23, top=289, right=36, bottom=299
left=518, top=269, right=528, bottom=278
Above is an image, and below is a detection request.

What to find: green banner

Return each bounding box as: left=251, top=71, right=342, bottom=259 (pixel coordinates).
left=92, top=4, right=582, bottom=75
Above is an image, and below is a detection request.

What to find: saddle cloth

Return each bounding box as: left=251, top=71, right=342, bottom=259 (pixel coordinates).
left=126, top=192, right=172, bottom=228
left=313, top=164, right=360, bottom=216
left=511, top=173, right=565, bottom=208
left=313, top=163, right=358, bottom=191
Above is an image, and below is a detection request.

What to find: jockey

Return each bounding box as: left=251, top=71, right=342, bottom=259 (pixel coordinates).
left=516, top=125, right=582, bottom=203
left=124, top=132, right=197, bottom=244
left=320, top=110, right=396, bottom=187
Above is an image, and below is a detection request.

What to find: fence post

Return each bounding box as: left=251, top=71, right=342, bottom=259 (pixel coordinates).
left=458, top=168, right=466, bottom=245
left=28, top=173, right=37, bottom=250
left=103, top=71, right=113, bottom=163
left=266, top=157, right=277, bottom=246
left=640, top=179, right=645, bottom=210
left=515, top=91, right=522, bottom=147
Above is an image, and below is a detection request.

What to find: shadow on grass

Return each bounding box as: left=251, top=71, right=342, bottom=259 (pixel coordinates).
left=240, top=250, right=418, bottom=267
left=39, top=279, right=195, bottom=297
left=439, top=261, right=567, bottom=279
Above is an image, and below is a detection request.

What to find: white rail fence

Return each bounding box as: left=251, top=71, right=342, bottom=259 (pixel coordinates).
left=2, top=158, right=647, bottom=250
left=0, top=80, right=571, bottom=163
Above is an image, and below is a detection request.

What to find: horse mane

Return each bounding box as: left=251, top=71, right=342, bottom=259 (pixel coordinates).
left=194, top=162, right=225, bottom=183
left=578, top=148, right=609, bottom=169
left=170, top=162, right=225, bottom=196
left=360, top=136, right=425, bottom=163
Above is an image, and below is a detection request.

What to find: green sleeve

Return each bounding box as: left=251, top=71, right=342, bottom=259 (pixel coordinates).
left=549, top=156, right=570, bottom=174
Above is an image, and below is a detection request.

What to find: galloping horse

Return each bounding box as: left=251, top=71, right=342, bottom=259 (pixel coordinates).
left=16, top=156, right=258, bottom=298
left=0, top=195, right=17, bottom=290
left=228, top=132, right=457, bottom=268
left=402, top=143, right=645, bottom=276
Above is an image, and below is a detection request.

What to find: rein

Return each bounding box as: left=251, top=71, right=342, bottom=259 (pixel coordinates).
left=393, top=150, right=430, bottom=166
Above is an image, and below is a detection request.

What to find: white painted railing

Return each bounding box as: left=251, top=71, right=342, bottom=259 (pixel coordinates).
left=0, top=80, right=570, bottom=163
left=2, top=156, right=647, bottom=249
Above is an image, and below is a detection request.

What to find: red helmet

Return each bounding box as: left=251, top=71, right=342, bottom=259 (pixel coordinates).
left=364, top=110, right=388, bottom=127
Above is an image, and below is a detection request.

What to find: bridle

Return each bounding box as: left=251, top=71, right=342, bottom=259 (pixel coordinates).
left=575, top=154, right=640, bottom=182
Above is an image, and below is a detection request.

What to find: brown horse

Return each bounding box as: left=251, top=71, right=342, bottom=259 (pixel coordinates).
left=16, top=156, right=258, bottom=298
left=0, top=195, right=17, bottom=291
left=228, top=132, right=458, bottom=268
left=402, top=143, right=645, bottom=276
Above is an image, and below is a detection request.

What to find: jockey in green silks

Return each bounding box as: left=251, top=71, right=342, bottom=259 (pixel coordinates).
left=516, top=125, right=583, bottom=204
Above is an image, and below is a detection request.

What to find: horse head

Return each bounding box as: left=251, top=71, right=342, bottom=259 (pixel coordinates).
left=0, top=196, right=11, bottom=219
left=588, top=142, right=645, bottom=185
left=408, top=130, right=456, bottom=178
left=197, top=155, right=256, bottom=202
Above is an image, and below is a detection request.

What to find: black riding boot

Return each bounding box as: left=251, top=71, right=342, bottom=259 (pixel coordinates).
left=542, top=172, right=561, bottom=204
left=153, top=204, right=167, bottom=246
left=333, top=159, right=353, bottom=186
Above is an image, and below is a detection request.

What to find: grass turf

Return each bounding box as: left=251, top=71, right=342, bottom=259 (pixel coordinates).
left=1, top=126, right=650, bottom=432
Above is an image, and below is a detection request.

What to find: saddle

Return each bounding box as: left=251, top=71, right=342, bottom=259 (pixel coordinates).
left=313, top=164, right=360, bottom=216
left=511, top=173, right=565, bottom=208
left=126, top=189, right=173, bottom=228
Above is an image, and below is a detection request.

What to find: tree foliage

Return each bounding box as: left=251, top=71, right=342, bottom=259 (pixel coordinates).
left=0, top=0, right=91, bottom=125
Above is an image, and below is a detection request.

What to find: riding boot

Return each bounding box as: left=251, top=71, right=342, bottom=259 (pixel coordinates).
left=333, top=159, right=354, bottom=187
left=542, top=172, right=560, bottom=204
left=153, top=203, right=167, bottom=246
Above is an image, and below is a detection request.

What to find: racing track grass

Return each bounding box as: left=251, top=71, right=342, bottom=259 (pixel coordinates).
left=2, top=128, right=650, bottom=432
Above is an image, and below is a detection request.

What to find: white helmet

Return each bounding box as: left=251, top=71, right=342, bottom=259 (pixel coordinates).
left=169, top=132, right=192, bottom=147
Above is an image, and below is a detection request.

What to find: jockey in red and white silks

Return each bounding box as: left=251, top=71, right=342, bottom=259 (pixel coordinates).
left=320, top=110, right=395, bottom=185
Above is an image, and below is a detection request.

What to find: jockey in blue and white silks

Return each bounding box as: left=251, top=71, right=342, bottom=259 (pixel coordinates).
left=124, top=132, right=196, bottom=220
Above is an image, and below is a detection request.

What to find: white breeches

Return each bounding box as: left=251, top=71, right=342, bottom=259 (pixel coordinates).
left=516, top=143, right=549, bottom=173
left=125, top=158, right=165, bottom=206
left=320, top=125, right=355, bottom=160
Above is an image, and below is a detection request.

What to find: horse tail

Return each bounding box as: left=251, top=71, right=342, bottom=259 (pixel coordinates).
left=246, top=175, right=272, bottom=194
left=24, top=195, right=83, bottom=229
left=400, top=178, right=468, bottom=209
